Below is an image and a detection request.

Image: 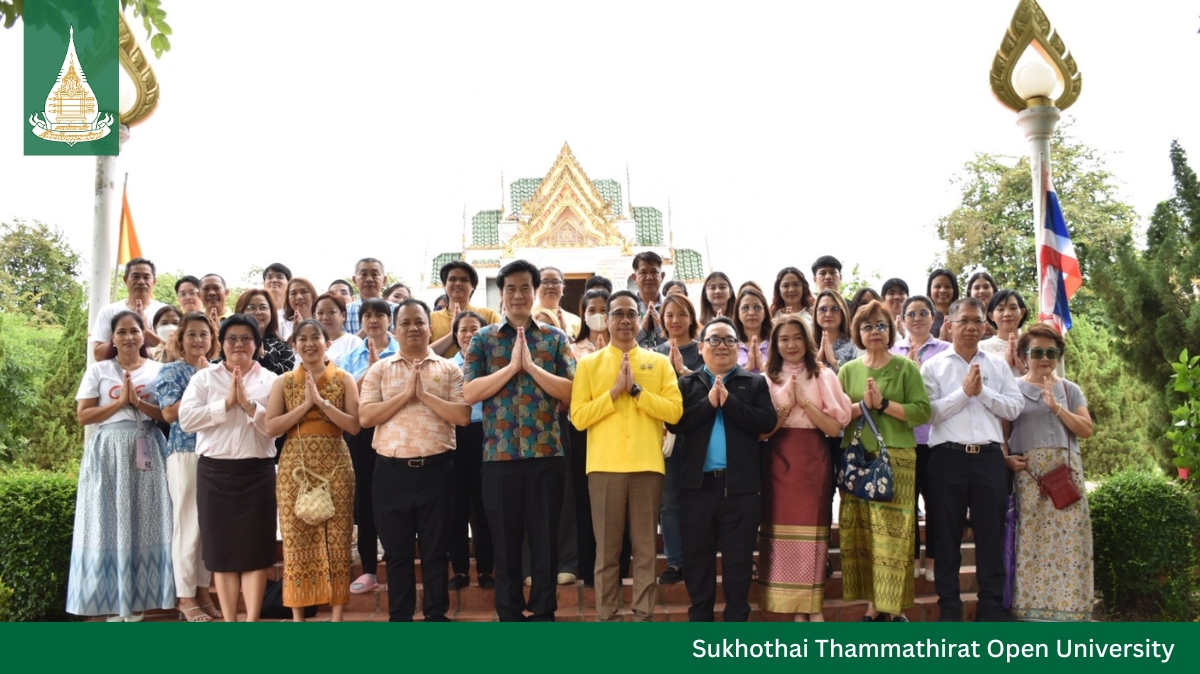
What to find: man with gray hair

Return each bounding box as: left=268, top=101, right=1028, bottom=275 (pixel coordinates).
left=920, top=297, right=1022, bottom=622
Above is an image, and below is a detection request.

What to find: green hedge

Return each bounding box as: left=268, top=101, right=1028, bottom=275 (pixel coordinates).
left=1090, top=470, right=1199, bottom=621
left=0, top=470, right=77, bottom=621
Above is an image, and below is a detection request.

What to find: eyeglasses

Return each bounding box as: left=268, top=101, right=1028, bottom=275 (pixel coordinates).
left=951, top=318, right=987, bottom=327
left=704, top=336, right=739, bottom=347
left=859, top=321, right=890, bottom=334
left=905, top=309, right=931, bottom=319
left=817, top=305, right=841, bottom=314
left=1026, top=347, right=1062, bottom=361
left=739, top=304, right=765, bottom=314
left=244, top=304, right=270, bottom=313
left=224, top=335, right=255, bottom=345
left=608, top=310, right=639, bottom=322
left=541, top=280, right=564, bottom=287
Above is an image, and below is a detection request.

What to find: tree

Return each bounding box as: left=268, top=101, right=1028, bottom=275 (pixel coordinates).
left=1094, top=140, right=1200, bottom=471
left=3, top=1, right=172, bottom=57
left=0, top=314, right=61, bottom=464
left=0, top=219, right=83, bottom=327
left=21, top=285, right=87, bottom=470
left=933, top=125, right=1138, bottom=313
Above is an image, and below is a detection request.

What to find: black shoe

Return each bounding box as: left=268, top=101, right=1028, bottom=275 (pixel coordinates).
left=861, top=615, right=877, bottom=622
left=658, top=566, right=683, bottom=585
left=424, top=615, right=452, bottom=622
left=976, top=607, right=1018, bottom=622
left=477, top=573, right=495, bottom=590
left=892, top=615, right=910, bottom=622
left=938, top=608, right=963, bottom=622
left=826, top=559, right=833, bottom=579
left=448, top=573, right=468, bottom=590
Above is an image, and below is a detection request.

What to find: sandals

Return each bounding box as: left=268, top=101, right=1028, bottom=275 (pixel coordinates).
left=350, top=573, right=379, bottom=594
left=181, top=606, right=212, bottom=623
left=199, top=602, right=223, bottom=619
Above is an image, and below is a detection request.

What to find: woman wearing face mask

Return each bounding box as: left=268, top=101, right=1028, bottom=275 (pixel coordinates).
left=234, top=289, right=295, bottom=376
left=314, top=292, right=362, bottom=367
left=572, top=288, right=611, bottom=360
left=925, top=269, right=959, bottom=341
left=734, top=286, right=771, bottom=374
left=281, top=277, right=318, bottom=342
left=813, top=290, right=857, bottom=373
left=890, top=296, right=951, bottom=582
left=568, top=288, right=609, bottom=587
left=266, top=319, right=361, bottom=622
left=156, top=312, right=223, bottom=621
left=151, top=305, right=184, bottom=363
left=980, top=289, right=1029, bottom=377
left=699, top=271, right=736, bottom=324
left=70, top=311, right=173, bottom=622
left=769, top=267, right=815, bottom=324
left=759, top=315, right=850, bottom=622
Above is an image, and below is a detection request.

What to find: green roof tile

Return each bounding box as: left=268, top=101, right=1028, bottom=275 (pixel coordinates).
left=674, top=248, right=705, bottom=282
left=430, top=252, right=463, bottom=287
left=632, top=206, right=663, bottom=246
left=509, top=178, right=541, bottom=214
left=593, top=179, right=623, bottom=217
left=472, top=210, right=501, bottom=247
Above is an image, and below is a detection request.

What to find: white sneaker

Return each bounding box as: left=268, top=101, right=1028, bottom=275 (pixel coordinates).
left=557, top=573, right=576, bottom=585
left=524, top=576, right=532, bottom=587
left=925, top=566, right=935, bottom=582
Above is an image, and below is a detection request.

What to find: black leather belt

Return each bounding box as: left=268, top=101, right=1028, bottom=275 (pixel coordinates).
left=378, top=452, right=453, bottom=468
left=704, top=469, right=726, bottom=477
left=933, top=442, right=1001, bottom=454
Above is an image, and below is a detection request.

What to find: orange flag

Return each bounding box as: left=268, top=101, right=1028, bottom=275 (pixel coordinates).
left=116, top=185, right=142, bottom=265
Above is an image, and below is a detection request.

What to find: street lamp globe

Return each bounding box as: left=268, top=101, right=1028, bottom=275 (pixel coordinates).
left=1013, top=60, right=1058, bottom=101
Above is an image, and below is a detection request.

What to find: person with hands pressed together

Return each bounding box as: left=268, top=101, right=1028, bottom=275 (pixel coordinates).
left=178, top=315, right=280, bottom=622
left=665, top=317, right=776, bottom=622
left=836, top=300, right=931, bottom=623
left=733, top=285, right=771, bottom=374
left=265, top=319, right=361, bottom=622
left=926, top=269, right=960, bottom=341
left=814, top=289, right=857, bottom=373
left=1002, top=324, right=1094, bottom=622
left=234, top=289, right=295, bottom=376
left=358, top=299, right=470, bottom=622
left=199, top=273, right=231, bottom=324
left=980, top=289, right=1030, bottom=377
left=920, top=297, right=1023, bottom=622
left=463, top=260, right=576, bottom=621
left=757, top=315, right=851, bottom=622
left=281, top=277, right=318, bottom=342
left=700, top=271, right=736, bottom=324
left=430, top=260, right=501, bottom=357
left=632, top=251, right=667, bottom=349
left=90, top=257, right=167, bottom=362
left=571, top=290, right=683, bottom=622
left=534, top=266, right=581, bottom=340
left=70, top=310, right=174, bottom=622
left=770, top=266, right=815, bottom=323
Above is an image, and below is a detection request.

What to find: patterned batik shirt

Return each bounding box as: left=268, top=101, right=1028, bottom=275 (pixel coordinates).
left=462, top=318, right=576, bottom=461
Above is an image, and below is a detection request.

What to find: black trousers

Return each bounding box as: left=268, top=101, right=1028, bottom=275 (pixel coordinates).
left=373, top=454, right=454, bottom=622
left=928, top=445, right=1007, bottom=612
left=679, top=473, right=760, bottom=622
left=482, top=457, right=564, bottom=622
left=914, top=443, right=937, bottom=559
left=346, top=428, right=379, bottom=575
left=451, top=422, right=493, bottom=576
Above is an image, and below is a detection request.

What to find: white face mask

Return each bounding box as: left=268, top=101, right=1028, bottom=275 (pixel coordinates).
left=585, top=314, right=607, bottom=332
left=157, top=324, right=178, bottom=342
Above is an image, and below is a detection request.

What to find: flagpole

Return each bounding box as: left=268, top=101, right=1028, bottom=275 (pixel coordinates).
left=109, top=172, right=130, bottom=302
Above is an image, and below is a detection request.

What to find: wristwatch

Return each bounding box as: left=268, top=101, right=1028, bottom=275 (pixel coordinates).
left=878, top=398, right=890, bottom=413
left=629, top=383, right=643, bottom=398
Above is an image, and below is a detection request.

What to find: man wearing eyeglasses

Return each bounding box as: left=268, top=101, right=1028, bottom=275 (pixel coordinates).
left=345, top=258, right=395, bottom=338
left=665, top=317, right=776, bottom=621
left=920, top=297, right=1023, bottom=622
left=571, top=290, right=683, bottom=621
left=632, top=251, right=667, bottom=349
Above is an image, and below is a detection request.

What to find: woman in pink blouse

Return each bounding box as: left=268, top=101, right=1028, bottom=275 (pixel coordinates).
left=757, top=314, right=851, bottom=622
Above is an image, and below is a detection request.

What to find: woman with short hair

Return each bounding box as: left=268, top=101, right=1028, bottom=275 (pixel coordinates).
left=157, top=312, right=222, bottom=621
left=266, top=319, right=361, bottom=622
left=235, top=289, right=295, bottom=376
left=69, top=310, right=174, bottom=622
left=314, top=292, right=363, bottom=366
left=1003, top=324, right=1094, bottom=622
left=734, top=285, right=771, bottom=374
left=280, top=277, right=318, bottom=341
left=769, top=267, right=815, bottom=324
left=981, top=289, right=1029, bottom=377
left=568, top=288, right=609, bottom=587
left=448, top=310, right=495, bottom=591
left=179, top=314, right=280, bottom=622
left=699, top=271, right=735, bottom=324
left=836, top=300, right=931, bottom=622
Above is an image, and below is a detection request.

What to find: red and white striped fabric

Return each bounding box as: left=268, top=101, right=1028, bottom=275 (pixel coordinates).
left=1036, top=166, right=1082, bottom=332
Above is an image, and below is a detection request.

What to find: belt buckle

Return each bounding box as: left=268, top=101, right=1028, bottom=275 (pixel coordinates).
left=407, top=458, right=425, bottom=468
left=965, top=444, right=981, bottom=454
left=713, top=469, right=726, bottom=477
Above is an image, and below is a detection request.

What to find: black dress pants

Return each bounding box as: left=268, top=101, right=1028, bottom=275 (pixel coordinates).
left=679, top=472, right=760, bottom=622
left=450, top=422, right=493, bottom=577
left=914, top=443, right=937, bottom=559
left=928, top=444, right=1007, bottom=612
left=482, top=457, right=564, bottom=621
left=346, top=428, right=379, bottom=575
left=373, top=454, right=454, bottom=622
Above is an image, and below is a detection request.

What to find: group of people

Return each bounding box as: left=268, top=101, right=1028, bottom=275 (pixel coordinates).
left=68, top=251, right=1095, bottom=623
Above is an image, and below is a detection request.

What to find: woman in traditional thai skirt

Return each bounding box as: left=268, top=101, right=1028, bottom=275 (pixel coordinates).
left=69, top=310, right=175, bottom=621
left=266, top=319, right=360, bottom=622
left=758, top=313, right=850, bottom=622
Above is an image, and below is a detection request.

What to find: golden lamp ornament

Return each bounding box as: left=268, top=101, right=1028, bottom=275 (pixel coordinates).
left=989, top=0, right=1082, bottom=112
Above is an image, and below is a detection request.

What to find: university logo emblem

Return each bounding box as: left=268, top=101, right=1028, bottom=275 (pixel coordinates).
left=28, top=26, right=114, bottom=147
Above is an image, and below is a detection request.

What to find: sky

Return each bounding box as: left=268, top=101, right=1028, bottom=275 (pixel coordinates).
left=2, top=0, right=1199, bottom=304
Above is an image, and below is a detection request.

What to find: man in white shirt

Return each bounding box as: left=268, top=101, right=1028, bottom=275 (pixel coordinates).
left=90, top=257, right=166, bottom=361
left=920, top=297, right=1022, bottom=622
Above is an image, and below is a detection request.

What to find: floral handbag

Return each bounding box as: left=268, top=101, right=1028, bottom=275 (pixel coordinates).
left=836, top=401, right=894, bottom=502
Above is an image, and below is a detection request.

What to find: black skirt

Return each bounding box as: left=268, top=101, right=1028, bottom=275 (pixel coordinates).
left=197, top=456, right=277, bottom=572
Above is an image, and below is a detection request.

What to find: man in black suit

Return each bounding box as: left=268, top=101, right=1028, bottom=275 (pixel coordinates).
left=666, top=317, right=777, bottom=621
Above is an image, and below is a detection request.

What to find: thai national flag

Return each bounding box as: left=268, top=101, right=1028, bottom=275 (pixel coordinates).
left=1036, top=165, right=1083, bottom=331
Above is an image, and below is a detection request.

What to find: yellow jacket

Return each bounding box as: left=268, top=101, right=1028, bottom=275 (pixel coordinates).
left=570, top=345, right=683, bottom=474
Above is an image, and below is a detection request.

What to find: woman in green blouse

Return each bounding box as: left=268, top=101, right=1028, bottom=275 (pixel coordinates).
left=836, top=300, right=931, bottom=622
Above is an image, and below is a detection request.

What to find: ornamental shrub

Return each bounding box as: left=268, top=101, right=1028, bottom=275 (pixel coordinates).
left=0, top=577, right=13, bottom=621
left=1090, top=470, right=1198, bottom=621
left=0, top=470, right=77, bottom=621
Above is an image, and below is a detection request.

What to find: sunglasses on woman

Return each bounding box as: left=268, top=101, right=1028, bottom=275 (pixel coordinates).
left=1025, top=347, right=1061, bottom=361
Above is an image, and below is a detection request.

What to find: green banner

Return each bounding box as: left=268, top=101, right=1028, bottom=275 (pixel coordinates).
left=0, top=623, right=1195, bottom=672
left=23, top=0, right=118, bottom=156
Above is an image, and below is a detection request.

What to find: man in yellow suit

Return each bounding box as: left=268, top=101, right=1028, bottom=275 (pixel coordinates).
left=570, top=290, right=683, bottom=622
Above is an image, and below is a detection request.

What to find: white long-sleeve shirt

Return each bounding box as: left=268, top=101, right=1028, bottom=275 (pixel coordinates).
left=179, top=362, right=278, bottom=459
left=921, top=347, right=1022, bottom=446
